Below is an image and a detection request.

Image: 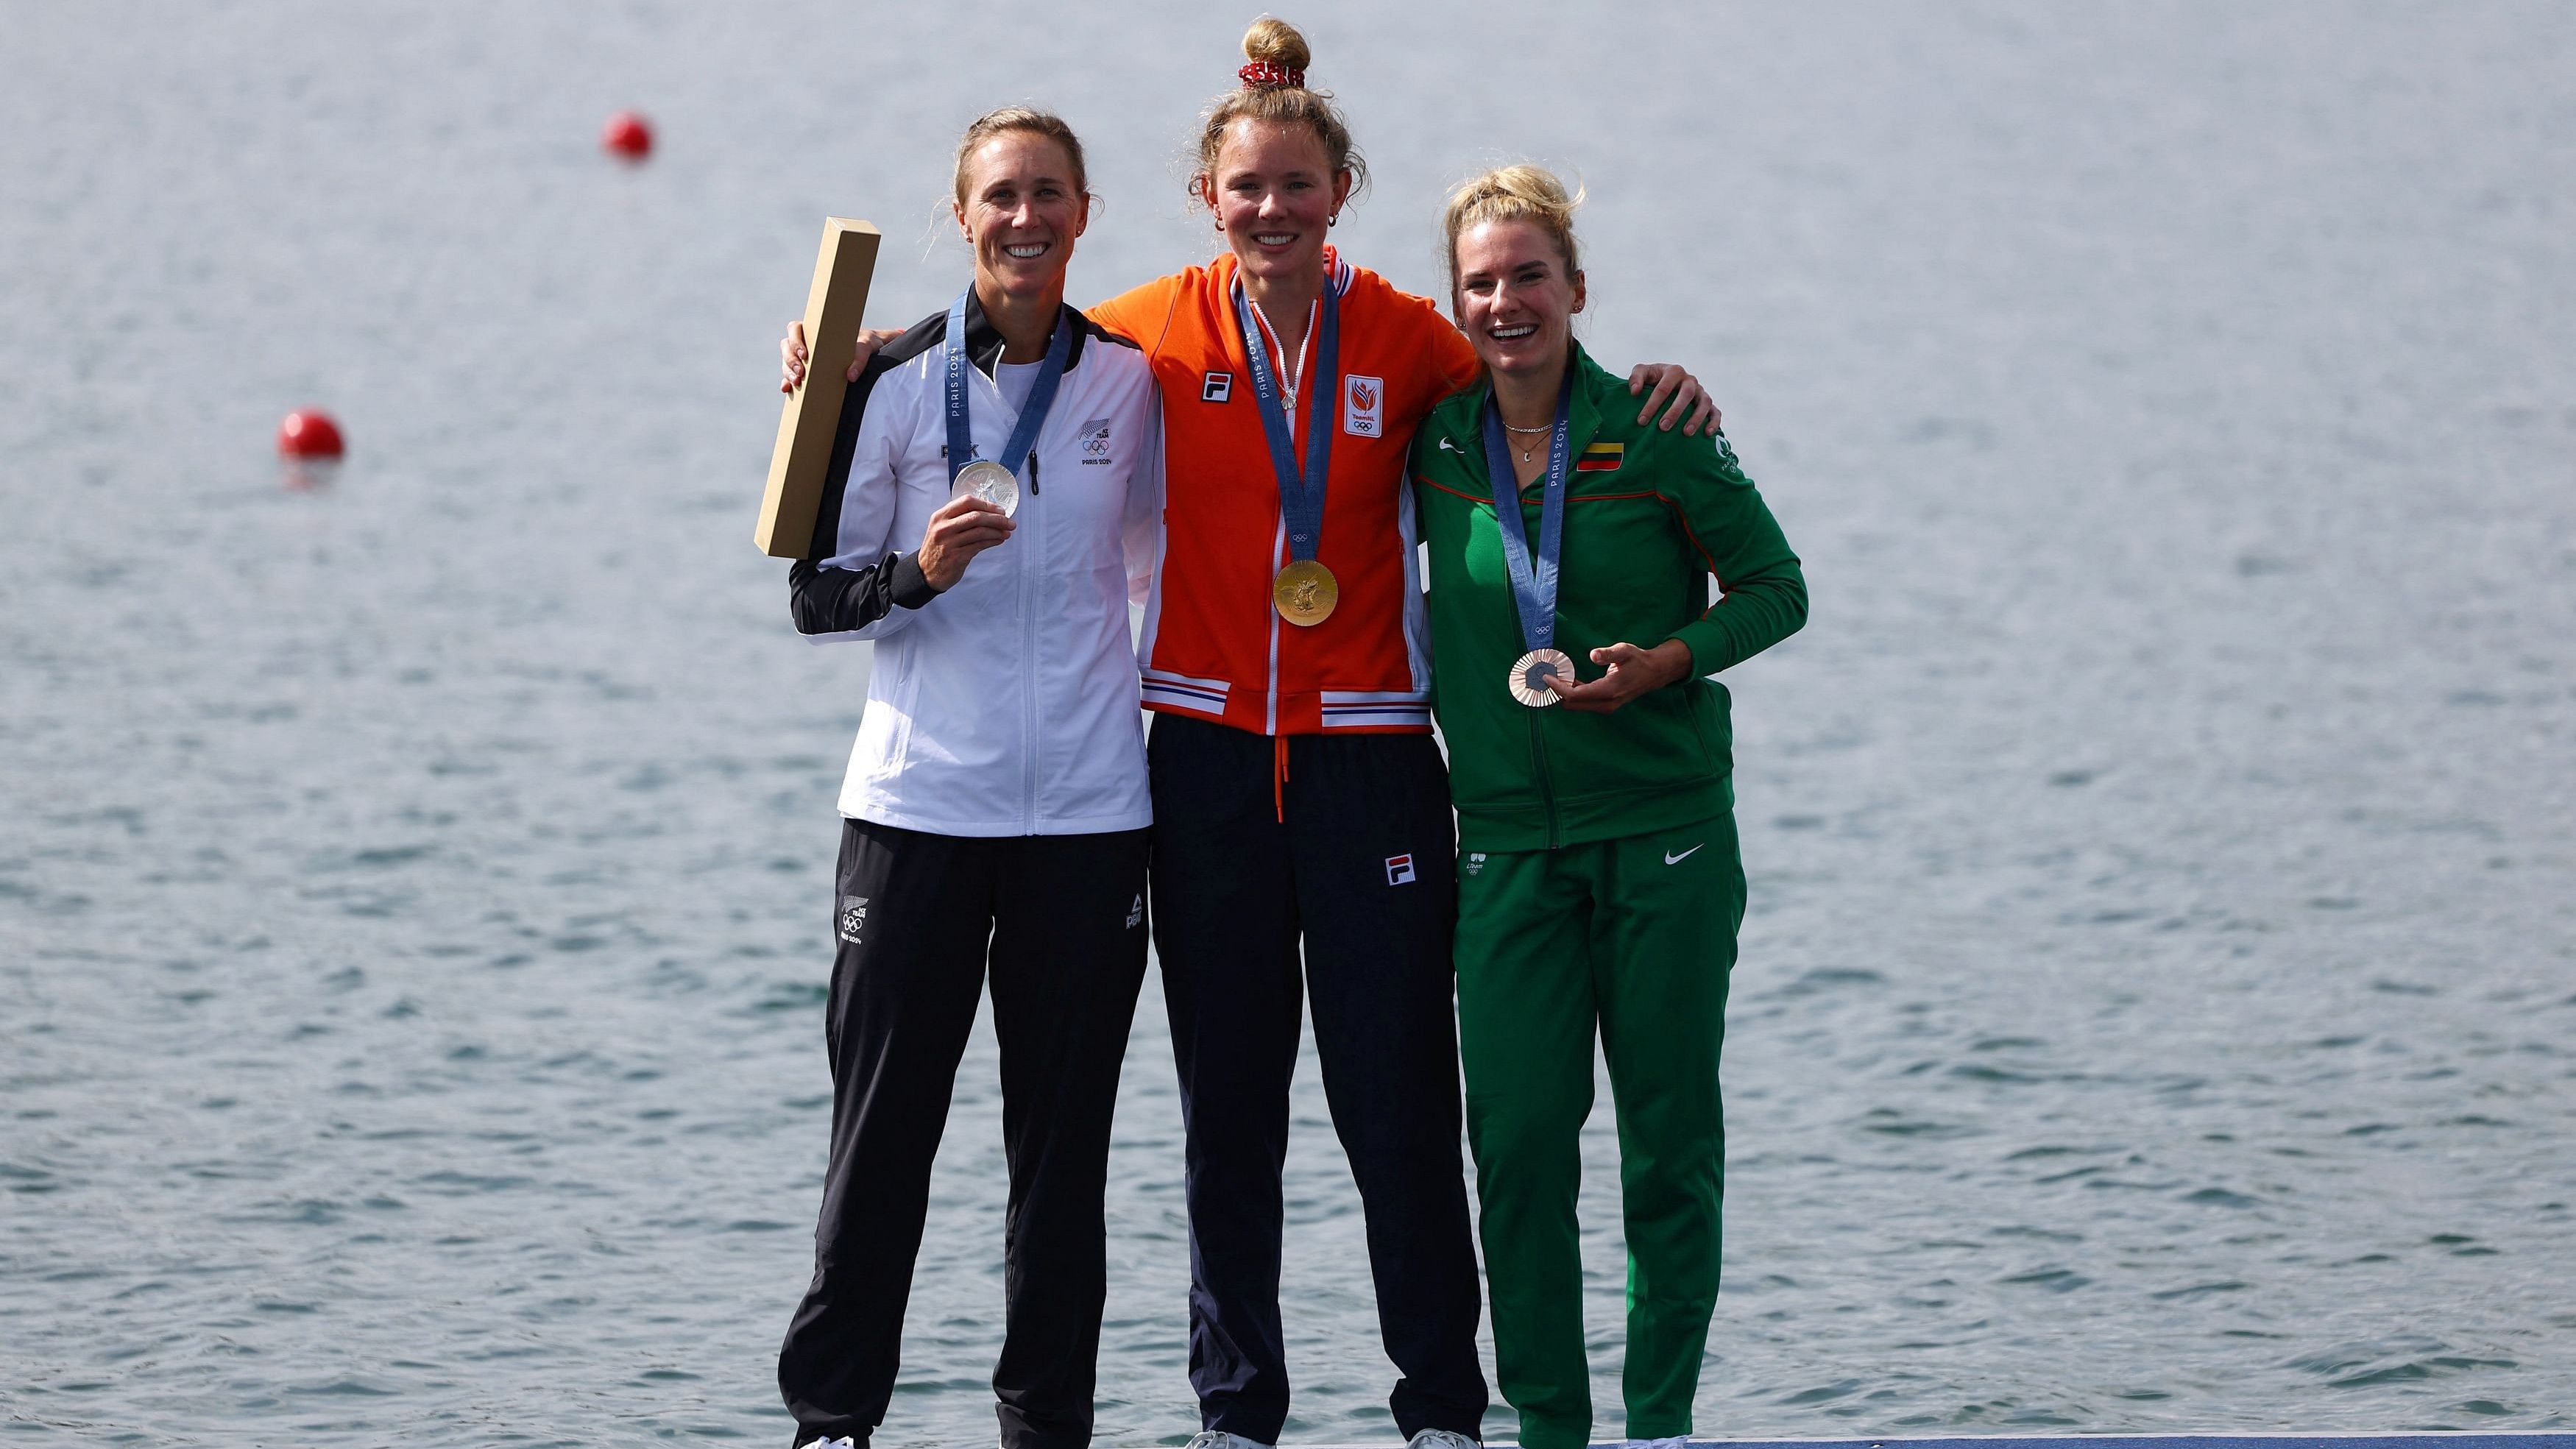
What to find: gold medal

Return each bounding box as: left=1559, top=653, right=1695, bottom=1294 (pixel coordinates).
left=954, top=459, right=1020, bottom=517
left=1272, top=559, right=1339, bottom=627
left=1509, top=648, right=1575, bottom=707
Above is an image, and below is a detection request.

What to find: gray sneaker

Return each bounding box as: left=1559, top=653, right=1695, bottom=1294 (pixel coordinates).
left=1184, top=1433, right=1275, bottom=1449
left=1406, top=1432, right=1479, bottom=1449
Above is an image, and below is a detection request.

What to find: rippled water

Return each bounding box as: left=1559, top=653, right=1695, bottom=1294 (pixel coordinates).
left=5, top=2, right=2573, bottom=1444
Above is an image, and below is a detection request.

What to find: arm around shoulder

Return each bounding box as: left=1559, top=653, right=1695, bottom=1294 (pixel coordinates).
left=1086, top=277, right=1178, bottom=355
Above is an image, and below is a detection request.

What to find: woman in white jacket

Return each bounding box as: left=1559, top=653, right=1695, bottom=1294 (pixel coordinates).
left=776, top=107, right=1162, bottom=1449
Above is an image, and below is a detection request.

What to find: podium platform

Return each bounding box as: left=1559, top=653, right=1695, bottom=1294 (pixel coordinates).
left=1292, top=1439, right=2576, bottom=1449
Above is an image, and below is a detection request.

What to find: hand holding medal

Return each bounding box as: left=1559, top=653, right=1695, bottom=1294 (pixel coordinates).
left=1482, top=392, right=1694, bottom=712
left=1544, top=638, right=1694, bottom=713
left=915, top=491, right=1015, bottom=589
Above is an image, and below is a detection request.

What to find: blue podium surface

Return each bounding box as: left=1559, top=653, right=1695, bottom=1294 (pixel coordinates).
left=1669, top=1439, right=2576, bottom=1449
left=1290, top=1439, right=2576, bottom=1449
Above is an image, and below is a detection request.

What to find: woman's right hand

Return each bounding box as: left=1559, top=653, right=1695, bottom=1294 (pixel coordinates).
left=916, top=494, right=1014, bottom=589
left=780, top=321, right=905, bottom=394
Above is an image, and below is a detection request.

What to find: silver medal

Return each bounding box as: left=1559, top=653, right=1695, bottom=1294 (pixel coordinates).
left=1509, top=648, right=1576, bottom=708
left=955, top=458, right=1020, bottom=517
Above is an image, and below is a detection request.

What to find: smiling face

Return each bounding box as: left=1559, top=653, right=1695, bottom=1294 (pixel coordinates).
left=1200, top=117, right=1352, bottom=290
left=952, top=130, right=1088, bottom=302
left=1452, top=218, right=1587, bottom=380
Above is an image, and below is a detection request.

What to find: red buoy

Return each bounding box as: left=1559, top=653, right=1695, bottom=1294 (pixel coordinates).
left=601, top=111, right=652, bottom=160
left=277, top=409, right=344, bottom=459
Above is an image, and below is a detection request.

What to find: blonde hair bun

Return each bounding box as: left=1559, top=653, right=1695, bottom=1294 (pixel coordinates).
left=1193, top=17, right=1366, bottom=206
left=1242, top=17, right=1312, bottom=72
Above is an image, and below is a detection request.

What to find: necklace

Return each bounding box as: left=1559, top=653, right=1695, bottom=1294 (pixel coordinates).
left=1502, top=420, right=1550, bottom=464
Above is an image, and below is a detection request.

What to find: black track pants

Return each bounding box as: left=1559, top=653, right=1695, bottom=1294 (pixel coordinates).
left=1147, top=714, right=1489, bottom=1443
left=779, top=818, right=1150, bottom=1449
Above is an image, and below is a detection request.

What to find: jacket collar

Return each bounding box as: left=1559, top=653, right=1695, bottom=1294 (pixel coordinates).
left=955, top=288, right=1090, bottom=379
left=1214, top=247, right=1357, bottom=380
left=1465, top=341, right=1613, bottom=499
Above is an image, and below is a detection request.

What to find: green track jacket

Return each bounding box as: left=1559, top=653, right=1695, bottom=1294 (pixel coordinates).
left=1411, top=345, right=1808, bottom=851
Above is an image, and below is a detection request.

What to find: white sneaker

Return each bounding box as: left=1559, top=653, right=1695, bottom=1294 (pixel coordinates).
left=1184, top=1433, right=1275, bottom=1449
left=1632, top=1436, right=1691, bottom=1449
left=794, top=1438, right=857, bottom=1449
left=1407, top=1431, right=1480, bottom=1449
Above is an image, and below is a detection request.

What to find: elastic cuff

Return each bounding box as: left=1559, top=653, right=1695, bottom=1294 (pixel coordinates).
left=891, top=551, right=941, bottom=608
left=1513, top=1421, right=1590, bottom=1449
left=1668, top=623, right=1727, bottom=678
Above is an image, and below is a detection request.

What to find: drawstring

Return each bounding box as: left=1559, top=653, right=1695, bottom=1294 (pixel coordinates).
left=1273, top=733, right=1290, bottom=823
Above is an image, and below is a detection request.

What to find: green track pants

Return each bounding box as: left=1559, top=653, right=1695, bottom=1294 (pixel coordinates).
left=1454, top=812, right=1742, bottom=1449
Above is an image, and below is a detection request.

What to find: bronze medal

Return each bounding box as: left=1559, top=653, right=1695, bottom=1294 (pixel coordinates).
left=1508, top=648, right=1576, bottom=707
left=1272, top=559, right=1339, bottom=627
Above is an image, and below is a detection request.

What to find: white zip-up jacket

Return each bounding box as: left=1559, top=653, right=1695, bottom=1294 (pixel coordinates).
left=788, top=296, right=1164, bottom=836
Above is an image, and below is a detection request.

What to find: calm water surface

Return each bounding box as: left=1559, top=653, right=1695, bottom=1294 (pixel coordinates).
left=4, top=2, right=2573, bottom=1443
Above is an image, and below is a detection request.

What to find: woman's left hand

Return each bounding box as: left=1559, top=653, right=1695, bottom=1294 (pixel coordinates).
left=1549, top=640, right=1695, bottom=713
left=1626, top=364, right=1722, bottom=436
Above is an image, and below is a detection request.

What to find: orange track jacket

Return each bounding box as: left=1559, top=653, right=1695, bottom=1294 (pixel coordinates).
left=1093, top=250, right=1480, bottom=737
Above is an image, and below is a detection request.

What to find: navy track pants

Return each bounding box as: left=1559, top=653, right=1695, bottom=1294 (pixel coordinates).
left=1146, top=714, right=1489, bottom=1443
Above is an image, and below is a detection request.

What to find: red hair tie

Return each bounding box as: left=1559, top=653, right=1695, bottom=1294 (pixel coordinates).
left=1239, top=60, right=1306, bottom=88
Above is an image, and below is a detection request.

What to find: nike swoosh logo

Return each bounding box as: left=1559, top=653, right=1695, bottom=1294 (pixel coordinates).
left=1437, top=437, right=1461, bottom=452
left=1665, top=844, right=1704, bottom=865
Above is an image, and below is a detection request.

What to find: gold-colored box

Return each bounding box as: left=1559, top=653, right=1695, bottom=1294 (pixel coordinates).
left=754, top=217, right=883, bottom=558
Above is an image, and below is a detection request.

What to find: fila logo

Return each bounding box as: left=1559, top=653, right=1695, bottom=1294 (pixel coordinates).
left=1385, top=854, right=1416, bottom=886
left=1344, top=374, right=1384, bottom=436
left=837, top=896, right=870, bottom=944
left=1202, top=371, right=1234, bottom=403
left=1125, top=893, right=1144, bottom=928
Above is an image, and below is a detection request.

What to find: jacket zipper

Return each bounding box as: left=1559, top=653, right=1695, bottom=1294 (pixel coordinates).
left=1021, top=455, right=1041, bottom=835
left=1529, top=708, right=1560, bottom=849
left=992, top=361, right=1037, bottom=835
left=1498, top=482, right=1562, bottom=849
left=1264, top=517, right=1285, bottom=734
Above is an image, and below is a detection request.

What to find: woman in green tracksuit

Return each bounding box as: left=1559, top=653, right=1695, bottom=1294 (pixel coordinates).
left=1411, top=166, right=1807, bottom=1449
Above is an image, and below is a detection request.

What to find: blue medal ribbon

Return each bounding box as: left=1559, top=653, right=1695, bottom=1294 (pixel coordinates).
left=1479, top=367, right=1577, bottom=653
left=944, top=288, right=1075, bottom=491
left=1234, top=279, right=1340, bottom=562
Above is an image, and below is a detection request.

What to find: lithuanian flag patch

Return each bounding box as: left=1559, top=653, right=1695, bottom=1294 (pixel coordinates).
left=1575, top=442, right=1624, bottom=472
